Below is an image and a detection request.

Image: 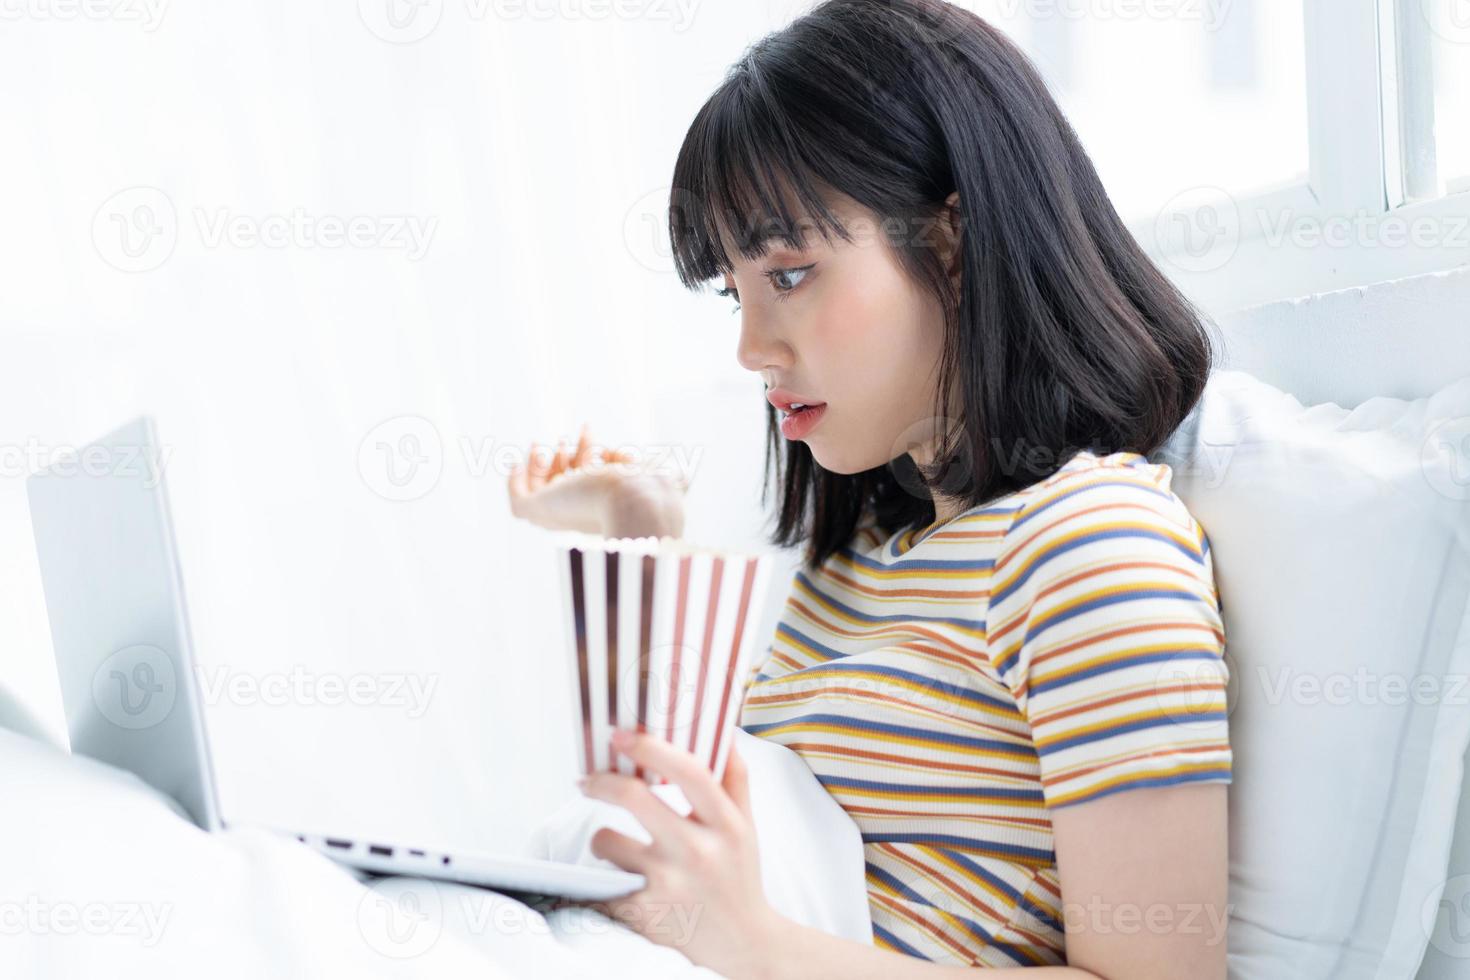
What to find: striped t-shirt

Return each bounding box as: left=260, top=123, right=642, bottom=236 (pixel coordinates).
left=737, top=449, right=1232, bottom=967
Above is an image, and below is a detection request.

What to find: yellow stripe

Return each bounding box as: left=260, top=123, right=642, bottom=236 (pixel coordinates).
left=792, top=579, right=987, bottom=644
left=748, top=665, right=1024, bottom=721
left=1032, top=702, right=1229, bottom=753
left=738, top=719, right=1037, bottom=765
left=991, top=518, right=1202, bottom=601
left=1027, top=639, right=1225, bottom=692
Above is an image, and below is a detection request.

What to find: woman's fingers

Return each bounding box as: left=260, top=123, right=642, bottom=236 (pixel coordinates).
left=587, top=827, right=658, bottom=875
left=527, top=441, right=548, bottom=491
left=611, top=731, right=745, bottom=836
left=573, top=422, right=592, bottom=469
left=515, top=431, right=633, bottom=499
left=721, top=743, right=753, bottom=821
left=583, top=773, right=699, bottom=862
left=509, top=443, right=531, bottom=497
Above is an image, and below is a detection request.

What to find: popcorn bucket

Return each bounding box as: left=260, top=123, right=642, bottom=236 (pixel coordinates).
left=551, top=532, right=775, bottom=786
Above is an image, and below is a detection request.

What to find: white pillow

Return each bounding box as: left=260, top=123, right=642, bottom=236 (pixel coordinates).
left=1153, top=369, right=1470, bottom=980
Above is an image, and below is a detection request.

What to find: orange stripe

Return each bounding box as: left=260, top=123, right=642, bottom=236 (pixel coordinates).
left=994, top=496, right=1200, bottom=584
left=1027, top=617, right=1222, bottom=672
left=822, top=565, right=990, bottom=602
left=788, top=592, right=982, bottom=654
left=1042, top=743, right=1230, bottom=792
left=990, top=556, right=1210, bottom=648
left=876, top=842, right=1018, bottom=935
left=746, top=681, right=1023, bottom=730
left=868, top=888, right=989, bottom=965
left=1029, top=679, right=1226, bottom=730
left=1045, top=759, right=1232, bottom=807
left=742, top=739, right=1039, bottom=782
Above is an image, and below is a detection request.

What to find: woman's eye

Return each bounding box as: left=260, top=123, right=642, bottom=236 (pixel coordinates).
left=713, top=263, right=812, bottom=312
left=766, top=264, right=814, bottom=293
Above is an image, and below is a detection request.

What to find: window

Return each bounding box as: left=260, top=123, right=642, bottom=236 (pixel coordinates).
left=1392, top=0, right=1470, bottom=202
left=973, top=0, right=1310, bottom=227
left=949, top=1, right=1467, bottom=311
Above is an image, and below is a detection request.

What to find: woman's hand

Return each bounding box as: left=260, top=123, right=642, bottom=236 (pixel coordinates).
left=567, top=728, right=789, bottom=979
left=506, top=423, right=687, bottom=538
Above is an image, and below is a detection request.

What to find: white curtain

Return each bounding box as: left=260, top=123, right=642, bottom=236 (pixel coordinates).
left=0, top=2, right=785, bottom=850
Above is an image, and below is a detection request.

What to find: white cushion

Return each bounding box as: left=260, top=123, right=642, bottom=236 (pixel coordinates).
left=1154, top=369, right=1470, bottom=979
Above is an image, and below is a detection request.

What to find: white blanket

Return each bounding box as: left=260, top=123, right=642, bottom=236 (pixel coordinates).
left=0, top=726, right=870, bottom=978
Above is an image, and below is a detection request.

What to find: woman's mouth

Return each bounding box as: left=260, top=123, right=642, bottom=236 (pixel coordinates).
left=778, top=402, right=827, bottom=440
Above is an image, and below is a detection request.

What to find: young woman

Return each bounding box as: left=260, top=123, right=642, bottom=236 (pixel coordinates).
left=507, top=2, right=1232, bottom=977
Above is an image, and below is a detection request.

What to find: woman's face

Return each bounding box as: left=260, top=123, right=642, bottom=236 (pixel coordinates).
left=719, top=191, right=960, bottom=477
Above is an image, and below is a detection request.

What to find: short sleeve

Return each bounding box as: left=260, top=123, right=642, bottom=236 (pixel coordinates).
left=987, top=467, right=1232, bottom=809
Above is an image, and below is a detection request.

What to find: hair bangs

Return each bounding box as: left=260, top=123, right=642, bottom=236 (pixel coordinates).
left=668, top=71, right=849, bottom=290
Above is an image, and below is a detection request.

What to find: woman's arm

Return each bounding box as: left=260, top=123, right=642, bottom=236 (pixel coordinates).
left=755, top=782, right=1228, bottom=980
left=1047, top=782, right=1229, bottom=980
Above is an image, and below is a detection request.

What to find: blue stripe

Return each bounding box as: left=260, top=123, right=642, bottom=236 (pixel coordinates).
left=1047, top=767, right=1233, bottom=809
left=1016, top=894, right=1065, bottom=936
left=871, top=921, right=931, bottom=959
left=795, top=571, right=987, bottom=632
left=992, top=527, right=1205, bottom=607
left=776, top=660, right=1020, bottom=715
left=1008, top=477, right=1174, bottom=533
left=868, top=862, right=931, bottom=903
left=841, top=538, right=1001, bottom=573
left=818, top=773, right=1045, bottom=803
left=774, top=621, right=852, bottom=663
left=867, top=863, right=1035, bottom=966
left=917, top=844, right=1065, bottom=933
left=863, top=832, right=1056, bottom=866
left=1028, top=647, right=1223, bottom=696
left=739, top=712, right=1037, bottom=757
left=886, top=506, right=1019, bottom=560
left=1038, top=710, right=1229, bottom=756
left=1020, top=587, right=1213, bottom=647
left=934, top=846, right=1064, bottom=934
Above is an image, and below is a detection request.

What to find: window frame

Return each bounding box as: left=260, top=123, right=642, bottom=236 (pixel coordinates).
left=1124, top=0, right=1470, bottom=314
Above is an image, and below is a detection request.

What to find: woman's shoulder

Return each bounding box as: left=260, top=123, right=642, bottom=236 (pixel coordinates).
left=994, top=448, right=1214, bottom=589
left=984, top=449, right=1231, bottom=808
left=1015, top=447, right=1178, bottom=497
left=1003, top=448, right=1201, bottom=538
left=838, top=448, right=1207, bottom=570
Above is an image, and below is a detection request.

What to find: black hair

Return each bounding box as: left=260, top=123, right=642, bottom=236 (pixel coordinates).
left=667, top=0, right=1217, bottom=572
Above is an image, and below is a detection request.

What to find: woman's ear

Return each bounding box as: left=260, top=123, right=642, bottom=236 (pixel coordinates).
left=939, top=190, right=963, bottom=284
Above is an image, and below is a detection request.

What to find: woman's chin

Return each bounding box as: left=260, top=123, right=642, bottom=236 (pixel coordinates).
left=807, top=444, right=872, bottom=476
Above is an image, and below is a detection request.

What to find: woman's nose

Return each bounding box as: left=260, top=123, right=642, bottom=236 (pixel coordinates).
left=735, top=311, right=790, bottom=375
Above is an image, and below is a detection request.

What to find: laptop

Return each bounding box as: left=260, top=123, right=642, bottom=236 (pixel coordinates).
left=25, top=415, right=645, bottom=902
